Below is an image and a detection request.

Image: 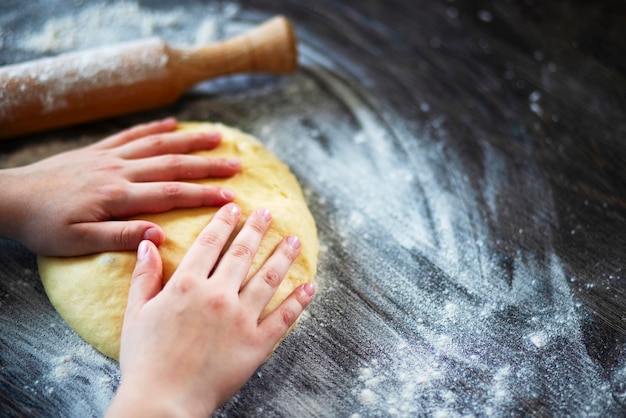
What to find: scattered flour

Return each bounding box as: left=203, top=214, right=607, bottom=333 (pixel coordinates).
left=13, top=0, right=243, bottom=58
left=529, top=331, right=549, bottom=348
left=529, top=90, right=543, bottom=116
left=21, top=3, right=171, bottom=52
left=2, top=2, right=616, bottom=417
left=478, top=10, right=494, bottom=22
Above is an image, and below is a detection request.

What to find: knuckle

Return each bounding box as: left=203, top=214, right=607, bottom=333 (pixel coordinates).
left=206, top=291, right=232, bottom=313
left=98, top=183, right=129, bottom=202
left=115, top=223, right=135, bottom=248
left=280, top=307, right=297, bottom=327
left=198, top=231, right=222, bottom=249
left=162, top=183, right=183, bottom=199
left=172, top=274, right=195, bottom=294
left=248, top=220, right=266, bottom=235
left=233, top=310, right=249, bottom=328
left=230, top=242, right=253, bottom=260
left=95, top=160, right=124, bottom=173
left=165, top=154, right=184, bottom=170
left=146, top=135, right=166, bottom=148
left=261, top=267, right=282, bottom=288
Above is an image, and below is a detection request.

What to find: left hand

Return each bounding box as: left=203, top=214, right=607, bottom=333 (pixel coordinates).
left=0, top=118, right=241, bottom=256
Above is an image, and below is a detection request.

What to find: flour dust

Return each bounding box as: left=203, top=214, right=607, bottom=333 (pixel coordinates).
left=2, top=1, right=611, bottom=417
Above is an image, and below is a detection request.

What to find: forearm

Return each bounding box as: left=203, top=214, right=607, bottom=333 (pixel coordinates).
left=0, top=167, right=29, bottom=242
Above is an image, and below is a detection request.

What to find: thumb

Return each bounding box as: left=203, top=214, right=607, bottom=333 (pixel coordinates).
left=74, top=220, right=165, bottom=254
left=125, top=240, right=163, bottom=321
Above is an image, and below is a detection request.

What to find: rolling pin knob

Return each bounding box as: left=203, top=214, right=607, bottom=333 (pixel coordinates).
left=0, top=15, right=298, bottom=140
left=170, top=15, right=298, bottom=88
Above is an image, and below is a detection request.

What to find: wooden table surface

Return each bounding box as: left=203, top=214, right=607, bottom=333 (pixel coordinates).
left=1, top=0, right=625, bottom=416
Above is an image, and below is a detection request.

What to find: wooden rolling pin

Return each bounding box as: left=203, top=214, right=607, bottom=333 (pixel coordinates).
left=0, top=16, right=297, bottom=139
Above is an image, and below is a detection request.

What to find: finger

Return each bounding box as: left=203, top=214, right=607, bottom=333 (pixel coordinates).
left=258, top=283, right=315, bottom=347
left=125, top=240, right=164, bottom=321
left=106, top=182, right=236, bottom=217
left=240, top=235, right=301, bottom=311
left=90, top=118, right=178, bottom=150
left=175, top=203, right=242, bottom=279
left=210, top=208, right=272, bottom=289
left=125, top=155, right=241, bottom=182
left=115, top=130, right=222, bottom=159
left=70, top=220, right=165, bottom=254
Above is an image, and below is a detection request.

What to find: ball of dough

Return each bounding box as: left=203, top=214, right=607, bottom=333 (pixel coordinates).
left=38, top=122, right=318, bottom=360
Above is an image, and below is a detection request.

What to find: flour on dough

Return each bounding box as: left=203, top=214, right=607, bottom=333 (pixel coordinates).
left=38, top=122, right=319, bottom=360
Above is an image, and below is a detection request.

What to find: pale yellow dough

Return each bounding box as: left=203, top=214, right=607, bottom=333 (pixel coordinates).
left=38, top=122, right=318, bottom=360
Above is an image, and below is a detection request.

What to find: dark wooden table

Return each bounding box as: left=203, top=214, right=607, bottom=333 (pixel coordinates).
left=1, top=0, right=625, bottom=416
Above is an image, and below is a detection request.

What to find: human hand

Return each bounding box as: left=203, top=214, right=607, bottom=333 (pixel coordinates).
left=0, top=118, right=241, bottom=256
left=106, top=203, right=315, bottom=417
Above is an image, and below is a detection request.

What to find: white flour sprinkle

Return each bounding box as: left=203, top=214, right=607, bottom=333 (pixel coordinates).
left=3, top=2, right=613, bottom=416
left=529, top=331, right=548, bottom=348
left=20, top=2, right=184, bottom=53
left=17, top=1, right=239, bottom=54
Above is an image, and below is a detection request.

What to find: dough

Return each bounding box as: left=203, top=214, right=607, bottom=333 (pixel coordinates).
left=38, top=122, right=318, bottom=360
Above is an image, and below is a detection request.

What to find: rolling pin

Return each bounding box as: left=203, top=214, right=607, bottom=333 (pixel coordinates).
left=0, top=16, right=297, bottom=139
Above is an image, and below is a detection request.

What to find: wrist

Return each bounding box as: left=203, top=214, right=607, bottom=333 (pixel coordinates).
left=106, top=383, right=186, bottom=418
left=106, top=380, right=217, bottom=418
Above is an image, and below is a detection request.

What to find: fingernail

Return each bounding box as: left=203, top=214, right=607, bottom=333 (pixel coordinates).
left=221, top=189, right=236, bottom=200
left=226, top=158, right=241, bottom=168
left=226, top=203, right=241, bottom=215
left=303, top=283, right=315, bottom=297
left=286, top=235, right=301, bottom=250
left=142, top=227, right=161, bottom=243
left=137, top=240, right=150, bottom=260
left=161, top=117, right=176, bottom=125
left=255, top=207, right=271, bottom=223
left=204, top=132, right=221, bottom=141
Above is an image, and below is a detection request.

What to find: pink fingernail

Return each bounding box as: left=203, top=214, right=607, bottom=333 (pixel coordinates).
left=255, top=208, right=271, bottom=223
left=221, top=189, right=236, bottom=200
left=226, top=158, right=241, bottom=168
left=137, top=240, right=150, bottom=260
left=226, top=203, right=241, bottom=215
left=205, top=132, right=221, bottom=141
left=303, top=283, right=315, bottom=296
left=286, top=235, right=300, bottom=250
left=142, top=227, right=162, bottom=244
left=161, top=117, right=176, bottom=125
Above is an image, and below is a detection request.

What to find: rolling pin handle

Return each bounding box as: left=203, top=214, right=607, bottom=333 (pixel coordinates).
left=172, top=15, right=298, bottom=87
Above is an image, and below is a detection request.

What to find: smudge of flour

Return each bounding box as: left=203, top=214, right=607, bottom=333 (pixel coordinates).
left=0, top=242, right=119, bottom=416
left=344, top=254, right=605, bottom=417
left=18, top=1, right=239, bottom=53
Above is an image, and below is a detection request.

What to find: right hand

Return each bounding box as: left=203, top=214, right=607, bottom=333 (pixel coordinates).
left=107, top=203, right=315, bottom=417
